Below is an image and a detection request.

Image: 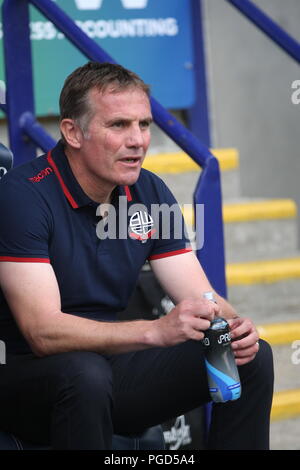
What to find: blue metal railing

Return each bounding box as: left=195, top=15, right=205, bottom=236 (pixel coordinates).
left=224, top=0, right=300, bottom=64
left=2, top=0, right=227, bottom=299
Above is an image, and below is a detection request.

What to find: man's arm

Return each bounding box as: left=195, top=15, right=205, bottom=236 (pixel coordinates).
left=150, top=250, right=237, bottom=319
left=0, top=261, right=217, bottom=356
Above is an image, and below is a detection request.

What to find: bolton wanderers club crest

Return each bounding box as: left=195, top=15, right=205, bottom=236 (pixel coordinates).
left=129, top=210, right=156, bottom=243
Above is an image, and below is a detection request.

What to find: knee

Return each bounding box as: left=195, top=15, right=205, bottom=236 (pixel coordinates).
left=51, top=351, right=113, bottom=403
left=256, top=339, right=274, bottom=379
left=239, top=339, right=274, bottom=390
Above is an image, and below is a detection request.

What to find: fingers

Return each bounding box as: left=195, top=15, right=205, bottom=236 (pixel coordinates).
left=154, top=297, right=225, bottom=347
left=229, top=317, right=259, bottom=343
left=231, top=327, right=258, bottom=349
left=177, top=300, right=213, bottom=337
left=154, top=298, right=216, bottom=347
left=178, top=298, right=219, bottom=322
left=179, top=298, right=222, bottom=340
left=194, top=298, right=221, bottom=321
left=228, top=317, right=260, bottom=365
left=189, top=316, right=211, bottom=335
left=232, top=338, right=259, bottom=366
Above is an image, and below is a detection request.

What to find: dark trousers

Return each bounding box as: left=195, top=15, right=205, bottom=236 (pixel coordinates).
left=0, top=339, right=273, bottom=450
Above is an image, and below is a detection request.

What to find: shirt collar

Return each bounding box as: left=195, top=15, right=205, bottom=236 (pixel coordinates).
left=47, top=141, right=133, bottom=209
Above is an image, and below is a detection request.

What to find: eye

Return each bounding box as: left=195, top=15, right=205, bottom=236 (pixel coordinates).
left=112, top=120, right=125, bottom=128
left=140, top=120, right=152, bottom=130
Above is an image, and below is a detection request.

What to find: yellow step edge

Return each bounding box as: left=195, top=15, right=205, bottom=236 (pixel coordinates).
left=183, top=200, right=297, bottom=225
left=271, top=389, right=300, bottom=421
left=182, top=199, right=297, bottom=226
left=257, top=322, right=300, bottom=346
left=143, top=148, right=239, bottom=174
left=226, top=257, right=300, bottom=286
left=223, top=199, right=297, bottom=223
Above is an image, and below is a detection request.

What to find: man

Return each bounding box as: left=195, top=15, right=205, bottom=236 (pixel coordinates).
left=0, top=62, right=273, bottom=449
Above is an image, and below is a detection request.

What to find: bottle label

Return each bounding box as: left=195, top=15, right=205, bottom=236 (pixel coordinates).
left=203, top=317, right=241, bottom=403
left=205, top=359, right=241, bottom=402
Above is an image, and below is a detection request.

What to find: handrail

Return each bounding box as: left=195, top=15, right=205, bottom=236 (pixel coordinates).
left=224, top=0, right=300, bottom=64
left=20, top=112, right=56, bottom=151
left=2, top=0, right=227, bottom=298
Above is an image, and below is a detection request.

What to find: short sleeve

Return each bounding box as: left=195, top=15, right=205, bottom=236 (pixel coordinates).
left=148, top=176, right=192, bottom=261
left=0, top=175, right=51, bottom=263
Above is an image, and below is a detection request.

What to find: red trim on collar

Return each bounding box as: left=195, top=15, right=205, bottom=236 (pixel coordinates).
left=124, top=185, right=132, bottom=202
left=47, top=149, right=133, bottom=207
left=47, top=150, right=79, bottom=209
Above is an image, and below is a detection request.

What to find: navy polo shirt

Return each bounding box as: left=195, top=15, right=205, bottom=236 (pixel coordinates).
left=0, top=141, right=191, bottom=353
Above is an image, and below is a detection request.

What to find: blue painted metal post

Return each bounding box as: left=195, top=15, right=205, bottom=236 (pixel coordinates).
left=21, top=112, right=56, bottom=152
left=187, top=0, right=211, bottom=148
left=194, top=158, right=227, bottom=299
left=2, top=0, right=37, bottom=165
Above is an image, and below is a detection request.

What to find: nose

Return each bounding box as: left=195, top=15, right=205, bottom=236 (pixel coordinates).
left=126, top=124, right=144, bottom=148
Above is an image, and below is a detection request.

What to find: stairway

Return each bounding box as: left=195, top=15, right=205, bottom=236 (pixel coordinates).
left=144, top=137, right=300, bottom=450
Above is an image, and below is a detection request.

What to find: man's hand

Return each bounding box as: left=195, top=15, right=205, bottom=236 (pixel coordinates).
left=228, top=317, right=260, bottom=366
left=149, top=298, right=221, bottom=348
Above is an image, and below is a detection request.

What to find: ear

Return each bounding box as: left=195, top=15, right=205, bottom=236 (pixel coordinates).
left=60, top=119, right=83, bottom=149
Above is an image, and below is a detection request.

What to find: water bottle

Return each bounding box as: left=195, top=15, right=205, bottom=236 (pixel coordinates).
left=202, top=292, right=241, bottom=403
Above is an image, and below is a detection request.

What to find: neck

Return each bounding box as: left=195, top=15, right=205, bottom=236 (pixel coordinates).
left=65, top=147, right=114, bottom=204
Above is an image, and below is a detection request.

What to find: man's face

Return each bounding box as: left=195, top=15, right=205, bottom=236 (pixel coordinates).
left=78, top=86, right=152, bottom=190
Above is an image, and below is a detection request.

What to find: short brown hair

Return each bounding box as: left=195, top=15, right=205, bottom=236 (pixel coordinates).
left=59, top=61, right=150, bottom=138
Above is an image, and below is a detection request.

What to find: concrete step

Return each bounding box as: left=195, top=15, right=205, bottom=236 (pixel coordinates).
left=183, top=198, right=298, bottom=262
left=223, top=199, right=298, bottom=262
left=270, top=356, right=300, bottom=449
left=223, top=198, right=298, bottom=261
left=143, top=148, right=241, bottom=201
left=257, top=321, right=300, bottom=346
left=226, top=257, right=300, bottom=324
left=227, top=257, right=300, bottom=286
left=269, top=344, right=300, bottom=395
left=255, top=328, right=300, bottom=449
left=270, top=416, right=300, bottom=450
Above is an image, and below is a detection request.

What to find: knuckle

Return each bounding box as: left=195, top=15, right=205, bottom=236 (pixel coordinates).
left=201, top=318, right=211, bottom=330
left=193, top=330, right=204, bottom=341
left=179, top=300, right=193, bottom=315
left=180, top=299, right=191, bottom=309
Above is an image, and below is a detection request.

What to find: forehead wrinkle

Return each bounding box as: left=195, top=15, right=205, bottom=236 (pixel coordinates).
left=88, top=88, right=151, bottom=123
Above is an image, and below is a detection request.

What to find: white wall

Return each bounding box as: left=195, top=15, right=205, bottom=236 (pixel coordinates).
left=202, top=0, right=300, bottom=211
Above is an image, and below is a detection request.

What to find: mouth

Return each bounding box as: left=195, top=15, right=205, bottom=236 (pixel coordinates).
left=118, top=157, right=142, bottom=166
